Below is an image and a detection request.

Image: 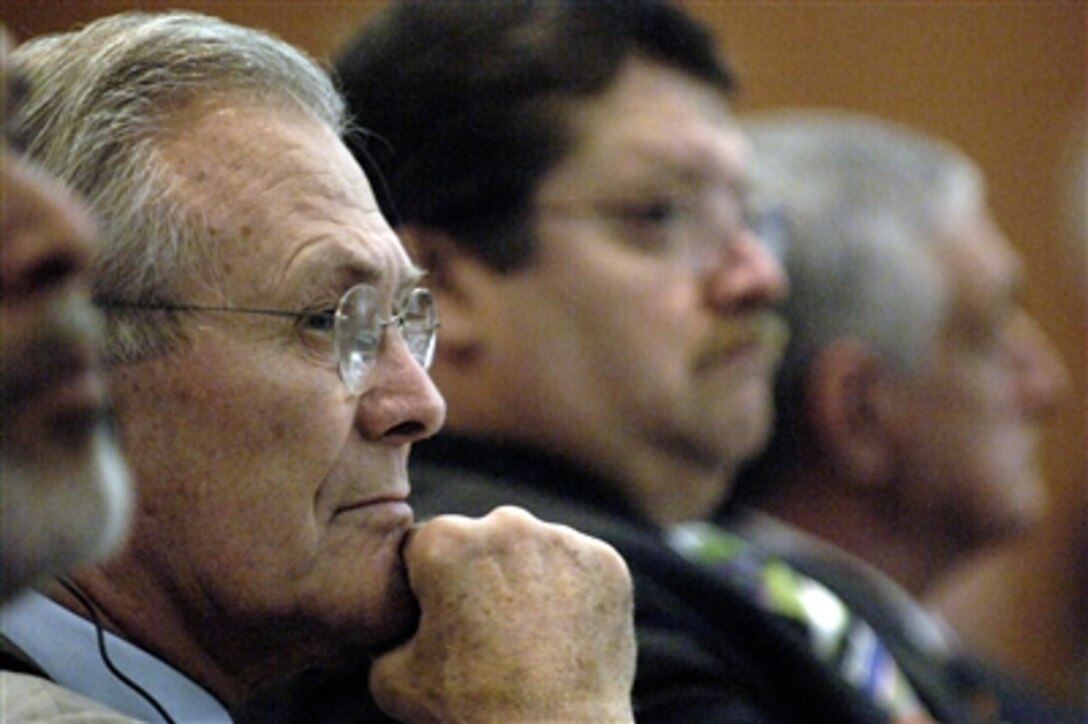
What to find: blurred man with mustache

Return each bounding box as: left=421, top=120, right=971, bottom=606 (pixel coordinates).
left=324, top=3, right=947, bottom=721
left=0, top=26, right=131, bottom=616
left=1, top=25, right=134, bottom=719
left=697, top=110, right=1073, bottom=722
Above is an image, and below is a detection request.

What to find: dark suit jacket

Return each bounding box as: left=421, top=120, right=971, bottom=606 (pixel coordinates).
left=723, top=510, right=1082, bottom=724
left=402, top=434, right=892, bottom=723
left=239, top=435, right=954, bottom=722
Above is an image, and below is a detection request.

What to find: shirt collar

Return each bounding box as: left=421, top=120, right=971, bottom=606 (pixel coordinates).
left=0, top=590, right=230, bottom=723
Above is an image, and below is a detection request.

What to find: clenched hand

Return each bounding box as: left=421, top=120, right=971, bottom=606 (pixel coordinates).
left=370, top=506, right=636, bottom=723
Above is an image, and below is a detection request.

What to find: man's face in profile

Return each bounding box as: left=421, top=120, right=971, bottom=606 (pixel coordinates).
left=0, top=30, right=130, bottom=601
left=478, top=58, right=787, bottom=523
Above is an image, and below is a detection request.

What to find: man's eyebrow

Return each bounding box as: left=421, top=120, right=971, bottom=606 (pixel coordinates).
left=293, top=255, right=426, bottom=300
left=624, top=148, right=748, bottom=196
left=310, top=260, right=377, bottom=289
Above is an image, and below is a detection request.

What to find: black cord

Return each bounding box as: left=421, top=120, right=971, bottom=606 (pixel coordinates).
left=59, top=577, right=177, bottom=724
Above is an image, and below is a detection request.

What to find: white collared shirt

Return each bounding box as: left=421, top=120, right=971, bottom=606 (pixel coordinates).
left=1, top=590, right=230, bottom=723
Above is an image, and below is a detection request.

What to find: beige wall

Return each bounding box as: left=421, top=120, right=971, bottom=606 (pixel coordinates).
left=6, top=0, right=1085, bottom=706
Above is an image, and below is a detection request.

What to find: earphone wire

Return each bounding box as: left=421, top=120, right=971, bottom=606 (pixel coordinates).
left=59, top=577, right=177, bottom=724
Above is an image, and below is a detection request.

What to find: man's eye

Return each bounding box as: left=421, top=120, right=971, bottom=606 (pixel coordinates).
left=623, top=200, right=683, bottom=226
left=608, top=199, right=690, bottom=254
left=301, top=310, right=336, bottom=332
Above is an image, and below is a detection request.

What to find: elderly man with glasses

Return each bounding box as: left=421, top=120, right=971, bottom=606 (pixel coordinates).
left=1, top=11, right=636, bottom=723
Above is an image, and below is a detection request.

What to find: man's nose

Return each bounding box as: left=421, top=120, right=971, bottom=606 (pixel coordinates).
left=702, top=228, right=788, bottom=313
left=353, top=327, right=447, bottom=444
left=1010, top=311, right=1069, bottom=420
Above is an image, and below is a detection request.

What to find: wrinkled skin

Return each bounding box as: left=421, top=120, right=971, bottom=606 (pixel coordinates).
left=371, top=507, right=636, bottom=723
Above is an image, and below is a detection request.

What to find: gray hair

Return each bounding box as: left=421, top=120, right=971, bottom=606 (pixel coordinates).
left=12, top=11, right=345, bottom=362
left=727, top=110, right=985, bottom=505
left=747, top=109, right=983, bottom=385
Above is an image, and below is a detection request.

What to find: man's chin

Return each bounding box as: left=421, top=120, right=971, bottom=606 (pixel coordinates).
left=0, top=425, right=132, bottom=601
left=364, top=552, right=420, bottom=655
left=717, top=404, right=775, bottom=469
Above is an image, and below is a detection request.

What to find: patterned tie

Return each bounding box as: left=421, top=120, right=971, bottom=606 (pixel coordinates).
left=670, top=522, right=937, bottom=724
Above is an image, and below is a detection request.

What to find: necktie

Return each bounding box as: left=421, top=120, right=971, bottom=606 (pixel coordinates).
left=670, top=522, right=937, bottom=724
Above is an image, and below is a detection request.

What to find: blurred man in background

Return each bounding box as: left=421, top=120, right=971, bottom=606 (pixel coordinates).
left=704, top=109, right=1074, bottom=722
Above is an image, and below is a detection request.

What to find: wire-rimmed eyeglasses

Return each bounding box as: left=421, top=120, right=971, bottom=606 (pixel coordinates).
left=98, top=284, right=438, bottom=395
left=537, top=190, right=788, bottom=274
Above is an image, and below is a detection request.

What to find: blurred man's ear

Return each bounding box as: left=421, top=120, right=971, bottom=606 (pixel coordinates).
left=805, top=338, right=896, bottom=488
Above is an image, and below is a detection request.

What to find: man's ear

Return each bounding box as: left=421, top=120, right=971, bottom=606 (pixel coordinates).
left=398, top=223, right=493, bottom=365
left=804, top=338, right=896, bottom=487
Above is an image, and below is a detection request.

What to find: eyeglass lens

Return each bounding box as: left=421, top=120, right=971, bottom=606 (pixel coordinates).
left=681, top=194, right=787, bottom=273
left=335, top=284, right=437, bottom=394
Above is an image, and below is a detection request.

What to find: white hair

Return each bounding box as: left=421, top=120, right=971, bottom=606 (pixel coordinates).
left=729, top=110, right=986, bottom=501
left=745, top=109, right=984, bottom=385
left=12, top=11, right=346, bottom=361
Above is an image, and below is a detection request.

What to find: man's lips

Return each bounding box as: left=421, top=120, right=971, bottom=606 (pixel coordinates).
left=334, top=495, right=413, bottom=518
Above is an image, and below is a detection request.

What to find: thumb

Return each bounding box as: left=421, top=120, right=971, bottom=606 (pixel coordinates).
left=368, top=525, right=437, bottom=723
left=369, top=641, right=436, bottom=724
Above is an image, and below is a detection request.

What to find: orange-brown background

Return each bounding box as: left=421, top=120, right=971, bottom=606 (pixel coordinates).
left=4, top=0, right=1085, bottom=707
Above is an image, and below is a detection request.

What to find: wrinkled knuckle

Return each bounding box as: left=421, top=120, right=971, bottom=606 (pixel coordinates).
left=585, top=541, right=633, bottom=602
left=595, top=540, right=632, bottom=583
left=530, top=517, right=591, bottom=550
left=559, top=525, right=622, bottom=562
left=482, top=505, right=555, bottom=547
left=487, top=504, right=540, bottom=530
left=411, top=514, right=473, bottom=561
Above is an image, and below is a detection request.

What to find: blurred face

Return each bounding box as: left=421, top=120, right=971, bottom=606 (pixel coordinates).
left=480, top=58, right=787, bottom=523
left=0, top=31, right=130, bottom=601
left=103, top=101, right=445, bottom=667
left=887, top=209, right=1067, bottom=543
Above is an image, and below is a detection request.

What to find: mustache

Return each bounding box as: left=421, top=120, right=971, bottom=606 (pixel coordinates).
left=0, top=294, right=106, bottom=409
left=694, top=310, right=789, bottom=370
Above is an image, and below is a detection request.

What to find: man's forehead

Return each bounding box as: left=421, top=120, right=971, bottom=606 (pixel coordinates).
left=163, top=99, right=356, bottom=190
left=609, top=125, right=747, bottom=184
left=160, top=98, right=415, bottom=297
left=554, top=60, right=744, bottom=190
left=943, top=210, right=1022, bottom=315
